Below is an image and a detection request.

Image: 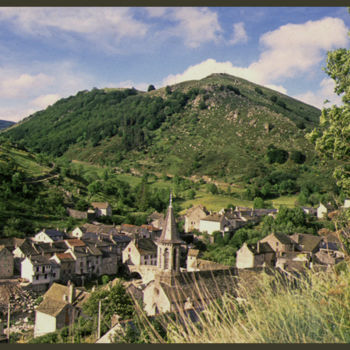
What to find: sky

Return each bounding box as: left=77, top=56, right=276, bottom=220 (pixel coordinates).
left=0, top=6, right=349, bottom=122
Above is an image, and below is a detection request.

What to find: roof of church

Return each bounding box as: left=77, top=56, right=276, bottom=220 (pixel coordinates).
left=158, top=196, right=183, bottom=244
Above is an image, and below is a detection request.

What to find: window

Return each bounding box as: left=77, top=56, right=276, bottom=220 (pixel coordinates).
left=53, top=273, right=56, bottom=277
left=36, top=267, right=39, bottom=272
left=45, top=274, right=47, bottom=279
left=36, top=276, right=39, bottom=280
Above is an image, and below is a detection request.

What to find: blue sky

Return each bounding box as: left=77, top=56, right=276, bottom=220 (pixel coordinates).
left=0, top=6, right=349, bottom=122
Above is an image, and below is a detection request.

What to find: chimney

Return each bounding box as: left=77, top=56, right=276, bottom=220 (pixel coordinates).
left=257, top=241, right=260, bottom=254
left=68, top=281, right=75, bottom=303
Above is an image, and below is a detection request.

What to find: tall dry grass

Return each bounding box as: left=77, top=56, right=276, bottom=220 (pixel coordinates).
left=136, top=263, right=350, bottom=343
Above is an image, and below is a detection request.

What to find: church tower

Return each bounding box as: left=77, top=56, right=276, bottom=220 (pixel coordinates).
left=157, top=193, right=183, bottom=273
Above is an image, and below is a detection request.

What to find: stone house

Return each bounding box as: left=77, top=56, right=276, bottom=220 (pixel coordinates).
left=32, top=229, right=66, bottom=243
left=0, top=245, right=14, bottom=278
left=147, top=211, right=165, bottom=230
left=199, top=214, right=231, bottom=235
left=236, top=242, right=275, bottom=269
left=34, top=282, right=90, bottom=338
left=91, top=202, right=112, bottom=217
left=21, top=255, right=60, bottom=290
left=259, top=233, right=296, bottom=255
left=184, top=205, right=209, bottom=233
left=122, top=238, right=157, bottom=266
left=186, top=249, right=201, bottom=271
left=50, top=253, right=76, bottom=284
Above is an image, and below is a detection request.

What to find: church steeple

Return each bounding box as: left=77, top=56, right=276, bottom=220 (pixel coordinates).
left=158, top=192, right=182, bottom=244
left=157, top=193, right=183, bottom=273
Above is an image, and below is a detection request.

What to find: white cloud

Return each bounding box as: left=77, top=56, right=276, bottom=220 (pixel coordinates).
left=162, top=17, right=349, bottom=101
left=229, top=22, right=248, bottom=45
left=293, top=78, right=343, bottom=108
left=251, top=17, right=349, bottom=82
left=170, top=8, right=222, bottom=48
left=0, top=7, right=149, bottom=46
left=0, top=61, right=97, bottom=122
left=106, top=80, right=149, bottom=91
left=143, top=7, right=222, bottom=48
left=31, top=94, right=61, bottom=109
left=0, top=71, right=53, bottom=98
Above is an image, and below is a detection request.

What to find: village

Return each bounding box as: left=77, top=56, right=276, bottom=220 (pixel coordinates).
left=0, top=197, right=347, bottom=343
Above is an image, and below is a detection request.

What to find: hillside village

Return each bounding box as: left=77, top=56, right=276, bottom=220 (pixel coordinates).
left=0, top=195, right=348, bottom=343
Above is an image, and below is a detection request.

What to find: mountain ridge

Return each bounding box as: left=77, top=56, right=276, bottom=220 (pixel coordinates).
left=2, top=73, right=321, bottom=181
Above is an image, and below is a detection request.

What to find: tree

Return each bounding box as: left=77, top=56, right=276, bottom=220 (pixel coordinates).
left=83, top=282, right=134, bottom=336
left=307, top=22, right=350, bottom=251
left=147, top=84, right=156, bottom=92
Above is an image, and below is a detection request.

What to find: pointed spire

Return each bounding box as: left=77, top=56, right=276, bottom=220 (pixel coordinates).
left=158, top=192, right=182, bottom=244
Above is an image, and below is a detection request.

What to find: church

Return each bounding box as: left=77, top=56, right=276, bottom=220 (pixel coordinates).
left=127, top=195, right=237, bottom=316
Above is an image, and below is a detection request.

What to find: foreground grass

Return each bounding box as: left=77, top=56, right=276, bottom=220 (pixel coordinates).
left=138, top=263, right=350, bottom=343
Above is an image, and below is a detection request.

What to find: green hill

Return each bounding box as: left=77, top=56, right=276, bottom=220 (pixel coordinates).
left=2, top=73, right=320, bottom=182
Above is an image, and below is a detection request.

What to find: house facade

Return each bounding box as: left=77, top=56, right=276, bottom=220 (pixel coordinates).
left=259, top=233, right=295, bottom=255
left=184, top=205, right=209, bottom=233
left=0, top=245, right=14, bottom=278
left=122, top=238, right=157, bottom=266
left=21, top=255, right=60, bottom=289
left=236, top=242, right=275, bottom=269
left=34, top=282, right=90, bottom=338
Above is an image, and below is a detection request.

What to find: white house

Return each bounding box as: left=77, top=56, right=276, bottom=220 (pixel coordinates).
left=317, top=203, right=334, bottom=219
left=21, top=255, right=60, bottom=287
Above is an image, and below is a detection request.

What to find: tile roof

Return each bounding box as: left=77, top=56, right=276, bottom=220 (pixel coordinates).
left=55, top=253, right=75, bottom=262
left=65, top=239, right=86, bottom=247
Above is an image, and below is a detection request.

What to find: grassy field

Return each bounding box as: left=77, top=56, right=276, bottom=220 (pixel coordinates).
left=3, top=146, right=52, bottom=177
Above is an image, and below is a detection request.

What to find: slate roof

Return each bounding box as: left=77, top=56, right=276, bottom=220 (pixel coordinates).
left=15, top=239, right=39, bottom=256
left=135, top=238, right=157, bottom=255
left=289, top=233, right=322, bottom=252
left=157, top=268, right=237, bottom=306
left=272, top=233, right=294, bottom=245
left=247, top=242, right=274, bottom=254
left=201, top=214, right=223, bottom=222
left=35, top=283, right=90, bottom=317
left=38, top=229, right=66, bottom=240
left=185, top=205, right=209, bottom=216
left=28, top=255, right=52, bottom=265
